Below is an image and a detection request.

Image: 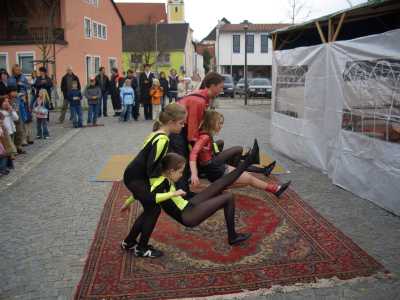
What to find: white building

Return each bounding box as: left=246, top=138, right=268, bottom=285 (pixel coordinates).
left=216, top=23, right=288, bottom=81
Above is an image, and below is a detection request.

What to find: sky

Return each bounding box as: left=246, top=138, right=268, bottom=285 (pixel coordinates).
left=115, top=0, right=368, bottom=40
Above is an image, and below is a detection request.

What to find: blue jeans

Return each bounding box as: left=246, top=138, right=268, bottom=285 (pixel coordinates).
left=0, top=157, right=7, bottom=171
left=120, top=104, right=133, bottom=122
left=36, top=118, right=49, bottom=138
left=88, top=103, right=98, bottom=124
left=71, top=105, right=83, bottom=127
left=98, top=92, right=108, bottom=116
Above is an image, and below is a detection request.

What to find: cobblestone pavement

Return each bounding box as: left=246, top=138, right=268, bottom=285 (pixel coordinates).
left=0, top=99, right=399, bottom=300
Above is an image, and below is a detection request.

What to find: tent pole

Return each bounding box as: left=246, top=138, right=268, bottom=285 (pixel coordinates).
left=315, top=21, right=326, bottom=43
left=272, top=33, right=277, bottom=50
left=328, top=18, right=332, bottom=42
left=332, top=13, right=346, bottom=42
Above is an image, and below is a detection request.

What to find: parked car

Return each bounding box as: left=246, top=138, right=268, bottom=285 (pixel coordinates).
left=248, top=78, right=272, bottom=98
left=220, top=74, right=235, bottom=98
left=235, top=78, right=245, bottom=97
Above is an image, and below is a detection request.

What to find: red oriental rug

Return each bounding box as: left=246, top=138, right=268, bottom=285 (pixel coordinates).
left=74, top=181, right=387, bottom=299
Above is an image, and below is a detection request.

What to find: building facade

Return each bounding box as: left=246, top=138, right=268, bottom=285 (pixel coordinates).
left=216, top=23, right=288, bottom=80
left=167, top=0, right=185, bottom=24
left=0, top=0, right=124, bottom=84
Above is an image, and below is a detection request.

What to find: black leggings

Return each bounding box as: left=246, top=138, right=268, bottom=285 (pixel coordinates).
left=214, top=146, right=266, bottom=174
left=180, top=154, right=253, bottom=240
left=123, top=179, right=160, bottom=248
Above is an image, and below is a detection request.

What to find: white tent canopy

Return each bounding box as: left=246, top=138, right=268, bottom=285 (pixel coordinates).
left=271, top=28, right=400, bottom=215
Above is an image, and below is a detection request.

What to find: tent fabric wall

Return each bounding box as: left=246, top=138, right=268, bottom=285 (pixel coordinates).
left=271, top=29, right=400, bottom=215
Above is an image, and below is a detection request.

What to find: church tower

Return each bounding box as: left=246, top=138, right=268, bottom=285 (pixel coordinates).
left=167, top=0, right=185, bottom=24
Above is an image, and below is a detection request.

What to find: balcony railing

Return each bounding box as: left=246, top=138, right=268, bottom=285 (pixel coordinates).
left=0, top=27, right=65, bottom=44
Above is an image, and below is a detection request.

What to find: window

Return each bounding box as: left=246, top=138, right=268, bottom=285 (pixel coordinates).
left=157, top=53, right=170, bottom=65
left=109, top=57, right=117, bottom=72
left=232, top=35, right=240, bottom=53
left=84, top=0, right=99, bottom=6
left=102, top=24, right=107, bottom=39
left=94, top=56, right=100, bottom=74
left=17, top=52, right=34, bottom=75
left=246, top=34, right=254, bottom=53
left=0, top=53, right=8, bottom=72
left=92, top=22, right=98, bottom=38
left=261, top=34, right=269, bottom=53
left=84, top=17, right=91, bottom=38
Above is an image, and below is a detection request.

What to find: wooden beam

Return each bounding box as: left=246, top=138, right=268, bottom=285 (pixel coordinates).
left=272, top=33, right=277, bottom=50
left=332, top=12, right=346, bottom=42
left=315, top=21, right=326, bottom=43
left=328, top=18, right=332, bottom=42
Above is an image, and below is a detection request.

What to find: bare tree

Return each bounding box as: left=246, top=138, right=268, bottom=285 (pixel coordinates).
left=287, top=0, right=312, bottom=24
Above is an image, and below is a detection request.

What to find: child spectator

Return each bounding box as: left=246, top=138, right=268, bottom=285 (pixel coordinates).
left=84, top=77, right=102, bottom=126
left=0, top=113, right=10, bottom=176
left=177, top=76, right=186, bottom=100
left=33, top=89, right=50, bottom=139
left=67, top=81, right=83, bottom=128
left=8, top=86, right=27, bottom=154
left=0, top=97, right=18, bottom=161
left=119, top=79, right=135, bottom=122
left=150, top=78, right=163, bottom=119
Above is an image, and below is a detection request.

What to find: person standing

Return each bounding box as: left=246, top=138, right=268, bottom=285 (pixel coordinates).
left=84, top=77, right=102, bottom=126
left=139, top=64, right=154, bottom=120
left=159, top=71, right=169, bottom=110
left=0, top=69, right=9, bottom=99
left=168, top=68, right=178, bottom=103
left=59, top=66, right=80, bottom=123
left=95, top=67, right=110, bottom=117
left=125, top=69, right=139, bottom=121
left=110, top=68, right=124, bottom=117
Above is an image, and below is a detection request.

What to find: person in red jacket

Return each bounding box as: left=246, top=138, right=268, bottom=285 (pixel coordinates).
left=168, top=72, right=224, bottom=195
left=189, top=110, right=291, bottom=198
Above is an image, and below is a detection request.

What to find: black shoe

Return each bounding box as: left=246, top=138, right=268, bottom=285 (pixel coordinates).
left=0, top=169, right=10, bottom=175
left=264, top=161, right=276, bottom=177
left=120, top=240, right=137, bottom=251
left=134, top=245, right=163, bottom=258
left=17, top=149, right=26, bottom=154
left=229, top=233, right=251, bottom=246
left=28, top=141, right=34, bottom=145
left=274, top=181, right=291, bottom=198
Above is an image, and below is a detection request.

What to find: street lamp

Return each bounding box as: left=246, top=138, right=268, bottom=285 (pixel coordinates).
left=155, top=19, right=165, bottom=74
left=243, top=21, right=249, bottom=106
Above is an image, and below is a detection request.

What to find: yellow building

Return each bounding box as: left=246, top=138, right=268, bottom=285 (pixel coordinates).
left=168, top=0, right=185, bottom=24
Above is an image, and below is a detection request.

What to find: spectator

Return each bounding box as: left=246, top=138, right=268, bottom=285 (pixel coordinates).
left=0, top=112, right=11, bottom=176
left=125, top=69, right=139, bottom=121
left=0, top=69, right=9, bottom=98
left=149, top=78, right=163, bottom=119
left=119, top=79, right=135, bottom=122
left=177, top=76, right=186, bottom=100
left=159, top=71, right=169, bottom=110
left=168, top=68, right=178, bottom=103
left=0, top=97, right=18, bottom=160
left=8, top=86, right=27, bottom=154
left=67, top=81, right=83, bottom=128
left=110, top=67, right=124, bottom=117
left=33, top=89, right=50, bottom=139
left=95, top=67, right=110, bottom=117
left=8, top=64, right=29, bottom=97
left=85, top=77, right=102, bottom=126
left=60, top=66, right=80, bottom=123
left=139, top=64, right=154, bottom=120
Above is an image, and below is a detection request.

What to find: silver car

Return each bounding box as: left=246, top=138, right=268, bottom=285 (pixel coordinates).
left=248, top=78, right=272, bottom=98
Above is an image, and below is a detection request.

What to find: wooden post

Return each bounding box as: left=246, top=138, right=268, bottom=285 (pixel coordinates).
left=332, top=13, right=346, bottom=42
left=328, top=18, right=332, bottom=42
left=272, top=33, right=277, bottom=50
left=315, top=21, right=326, bottom=43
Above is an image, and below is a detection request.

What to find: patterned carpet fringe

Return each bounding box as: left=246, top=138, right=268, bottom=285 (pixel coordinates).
left=180, top=272, right=393, bottom=300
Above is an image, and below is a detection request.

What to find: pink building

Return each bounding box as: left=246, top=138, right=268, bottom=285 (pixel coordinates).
left=0, top=0, right=124, bottom=84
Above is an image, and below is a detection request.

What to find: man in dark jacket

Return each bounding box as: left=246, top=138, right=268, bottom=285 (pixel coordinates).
left=139, top=64, right=155, bottom=120
left=59, top=66, right=80, bottom=123
left=125, top=69, right=139, bottom=121
left=109, top=67, right=124, bottom=116
left=95, top=67, right=110, bottom=117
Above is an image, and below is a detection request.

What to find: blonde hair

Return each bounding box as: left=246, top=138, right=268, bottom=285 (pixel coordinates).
left=152, top=78, right=160, bottom=86
left=200, top=110, right=223, bottom=136
left=153, top=103, right=186, bottom=131
left=38, top=89, right=50, bottom=103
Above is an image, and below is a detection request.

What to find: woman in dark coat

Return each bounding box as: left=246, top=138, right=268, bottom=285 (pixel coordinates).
left=110, top=68, right=124, bottom=116
left=139, top=64, right=155, bottom=120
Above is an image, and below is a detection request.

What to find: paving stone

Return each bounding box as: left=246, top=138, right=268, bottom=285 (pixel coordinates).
left=0, top=101, right=399, bottom=299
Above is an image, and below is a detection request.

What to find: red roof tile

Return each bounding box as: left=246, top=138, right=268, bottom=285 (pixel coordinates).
left=220, top=23, right=290, bottom=32
left=116, top=3, right=167, bottom=25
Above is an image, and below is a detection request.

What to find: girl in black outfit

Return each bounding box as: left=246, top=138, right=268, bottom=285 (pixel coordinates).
left=121, top=103, right=187, bottom=258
